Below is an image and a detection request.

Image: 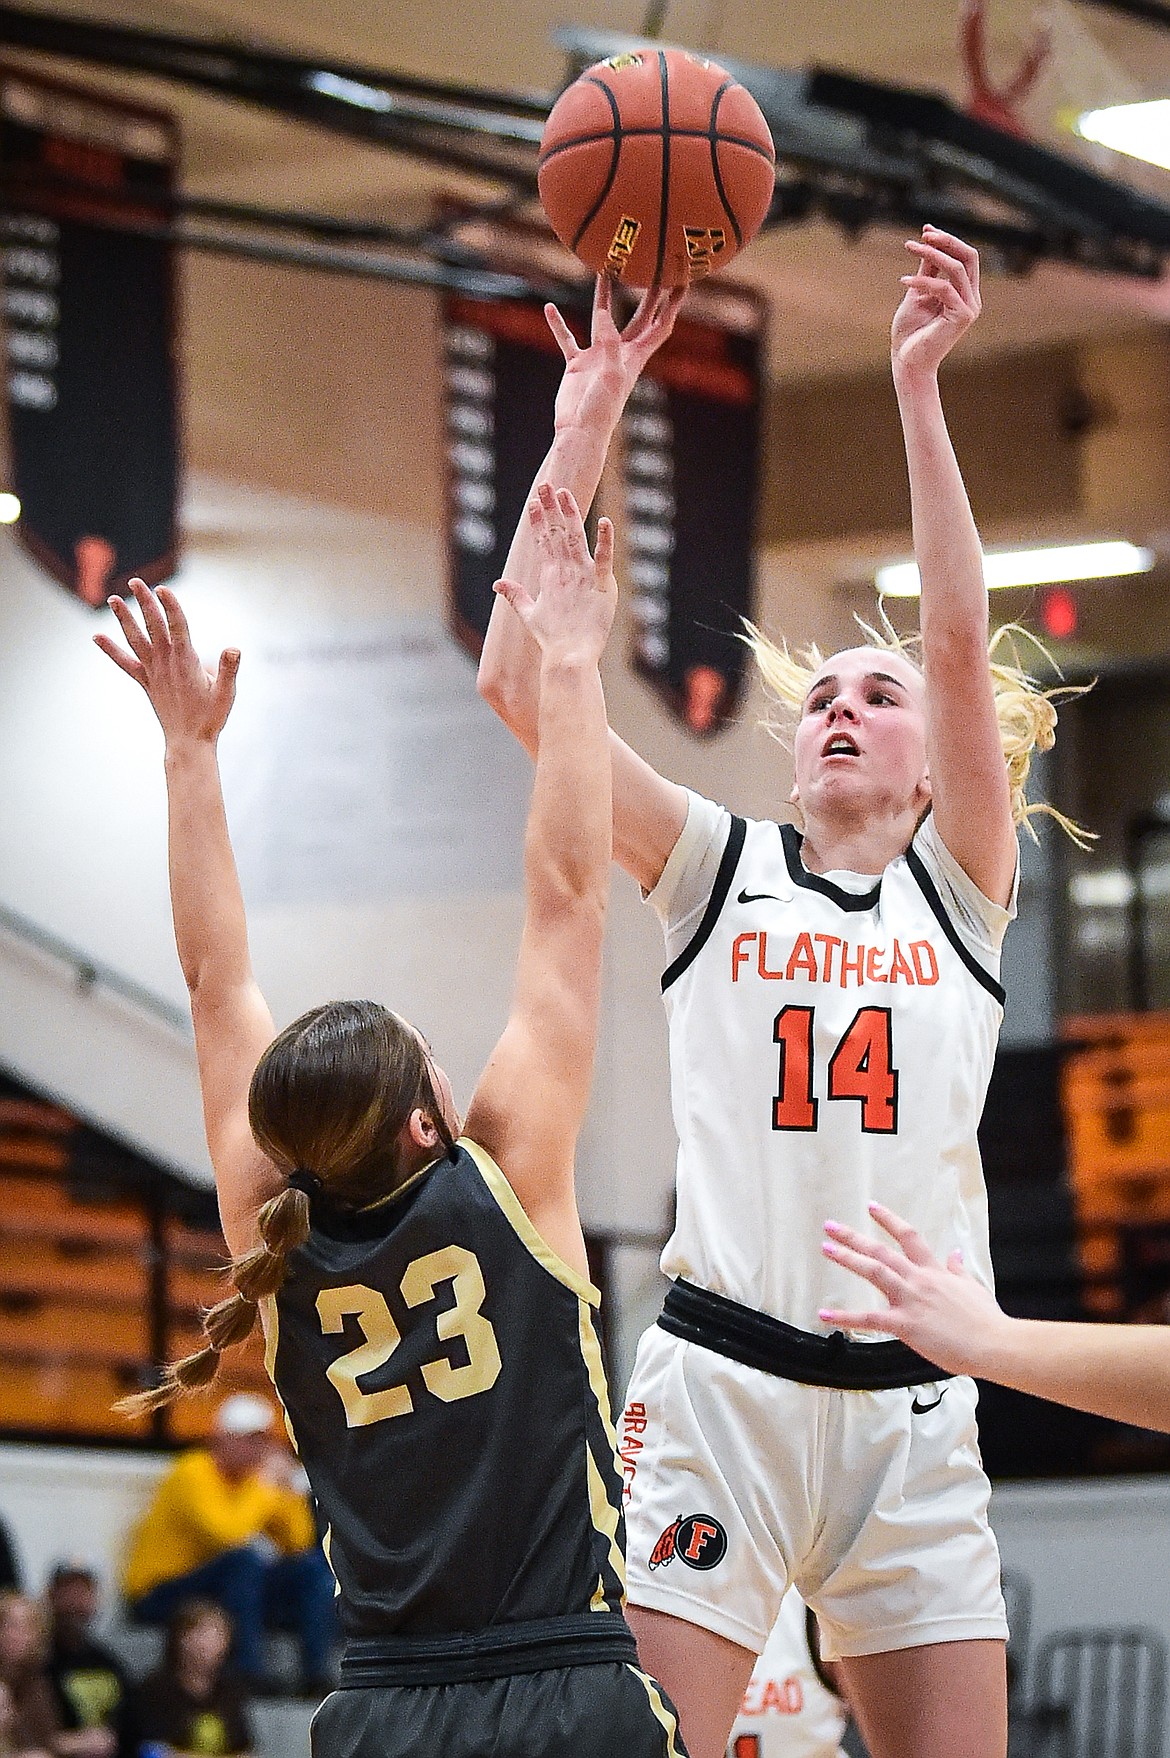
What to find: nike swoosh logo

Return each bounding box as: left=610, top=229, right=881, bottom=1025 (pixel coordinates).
left=737, top=888, right=780, bottom=905
left=911, top=1388, right=948, bottom=1414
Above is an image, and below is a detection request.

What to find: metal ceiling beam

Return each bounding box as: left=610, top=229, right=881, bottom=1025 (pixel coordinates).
left=560, top=26, right=1170, bottom=278
left=2, top=4, right=1169, bottom=283
left=0, top=3, right=545, bottom=186
left=1074, top=0, right=1170, bottom=28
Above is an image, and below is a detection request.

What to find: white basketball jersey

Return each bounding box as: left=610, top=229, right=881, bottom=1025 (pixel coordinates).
left=728, top=1591, right=848, bottom=1758
left=650, top=793, right=1013, bottom=1331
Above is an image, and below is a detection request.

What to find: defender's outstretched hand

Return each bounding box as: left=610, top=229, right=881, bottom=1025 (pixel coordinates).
left=891, top=225, right=981, bottom=380
left=546, top=275, right=685, bottom=437
left=494, top=484, right=617, bottom=666
left=94, top=578, right=239, bottom=746
left=822, top=1203, right=1170, bottom=1432
left=819, top=1203, right=1010, bottom=1376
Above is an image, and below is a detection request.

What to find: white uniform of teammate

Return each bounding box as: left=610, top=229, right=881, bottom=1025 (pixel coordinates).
left=728, top=1592, right=848, bottom=1758
left=621, top=791, right=1011, bottom=1660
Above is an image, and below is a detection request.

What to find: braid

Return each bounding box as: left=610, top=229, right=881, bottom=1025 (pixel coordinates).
left=116, top=1186, right=311, bottom=1420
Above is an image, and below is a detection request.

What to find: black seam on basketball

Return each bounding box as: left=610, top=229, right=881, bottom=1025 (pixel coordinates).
left=567, top=79, right=623, bottom=252
left=655, top=49, right=670, bottom=286
left=708, top=79, right=743, bottom=248
left=539, top=127, right=776, bottom=164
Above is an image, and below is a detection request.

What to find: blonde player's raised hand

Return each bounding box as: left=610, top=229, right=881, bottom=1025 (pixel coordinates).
left=494, top=483, right=617, bottom=668
left=818, top=1203, right=1011, bottom=1377
left=94, top=577, right=239, bottom=747
left=891, top=225, right=981, bottom=380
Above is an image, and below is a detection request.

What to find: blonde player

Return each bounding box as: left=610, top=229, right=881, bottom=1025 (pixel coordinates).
left=480, top=228, right=1079, bottom=1758
left=728, top=1593, right=849, bottom=1758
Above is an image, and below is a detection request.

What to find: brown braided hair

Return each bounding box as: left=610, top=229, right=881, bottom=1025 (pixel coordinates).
left=118, top=1000, right=455, bottom=1417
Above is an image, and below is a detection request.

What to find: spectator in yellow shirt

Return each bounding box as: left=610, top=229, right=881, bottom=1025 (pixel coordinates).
left=123, top=1396, right=334, bottom=1692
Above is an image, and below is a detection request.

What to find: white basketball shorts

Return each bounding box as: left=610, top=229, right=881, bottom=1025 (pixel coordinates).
left=619, top=1323, right=1007, bottom=1662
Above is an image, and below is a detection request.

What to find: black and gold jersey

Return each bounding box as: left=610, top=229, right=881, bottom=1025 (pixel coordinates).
left=263, top=1139, right=626, bottom=1639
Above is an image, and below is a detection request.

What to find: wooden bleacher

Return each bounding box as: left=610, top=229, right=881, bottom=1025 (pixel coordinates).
left=0, top=1091, right=268, bottom=1443
left=1062, top=1011, right=1170, bottom=1314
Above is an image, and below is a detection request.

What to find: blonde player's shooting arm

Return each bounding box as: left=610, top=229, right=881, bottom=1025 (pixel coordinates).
left=94, top=580, right=279, bottom=1258
left=891, top=227, right=1017, bottom=908
left=821, top=1205, right=1170, bottom=1433
left=465, top=492, right=618, bottom=1273
left=477, top=279, right=688, bottom=894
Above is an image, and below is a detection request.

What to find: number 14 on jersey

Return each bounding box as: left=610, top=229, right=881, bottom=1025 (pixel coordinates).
left=773, top=1005, right=898, bottom=1134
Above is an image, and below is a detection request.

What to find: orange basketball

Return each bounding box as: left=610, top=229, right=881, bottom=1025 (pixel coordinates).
left=538, top=47, right=775, bottom=289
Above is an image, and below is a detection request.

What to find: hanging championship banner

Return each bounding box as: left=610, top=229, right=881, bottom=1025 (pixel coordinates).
left=443, top=290, right=579, bottom=658
left=0, top=68, right=179, bottom=605
left=442, top=228, right=764, bottom=739
left=621, top=281, right=765, bottom=736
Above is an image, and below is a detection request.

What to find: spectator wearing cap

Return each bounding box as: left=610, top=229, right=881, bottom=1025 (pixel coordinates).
left=43, top=1568, right=129, bottom=1758
left=122, top=1397, right=334, bottom=1693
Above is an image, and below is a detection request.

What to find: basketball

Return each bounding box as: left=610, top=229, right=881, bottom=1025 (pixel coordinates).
left=538, top=48, right=776, bottom=289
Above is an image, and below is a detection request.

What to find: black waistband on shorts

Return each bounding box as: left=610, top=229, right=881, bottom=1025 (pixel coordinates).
left=339, top=1612, right=639, bottom=1689
left=658, top=1278, right=951, bottom=1391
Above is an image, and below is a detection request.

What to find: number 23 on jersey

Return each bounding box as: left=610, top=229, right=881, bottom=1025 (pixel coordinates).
left=316, top=1244, right=502, bottom=1428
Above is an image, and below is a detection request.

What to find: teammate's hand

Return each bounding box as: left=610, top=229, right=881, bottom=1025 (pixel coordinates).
left=890, top=226, right=980, bottom=381
left=493, top=484, right=616, bottom=667
left=546, top=275, right=685, bottom=438
left=94, top=578, right=239, bottom=748
left=818, top=1202, right=1012, bottom=1376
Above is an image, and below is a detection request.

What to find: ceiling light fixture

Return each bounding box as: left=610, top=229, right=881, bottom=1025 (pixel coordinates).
left=305, top=70, right=394, bottom=113
left=875, top=540, right=1154, bottom=599
left=1076, top=99, right=1170, bottom=172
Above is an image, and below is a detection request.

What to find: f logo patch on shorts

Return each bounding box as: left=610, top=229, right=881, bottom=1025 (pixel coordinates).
left=648, top=1513, right=728, bottom=1571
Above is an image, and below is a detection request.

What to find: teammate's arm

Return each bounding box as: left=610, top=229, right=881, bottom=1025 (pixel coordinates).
left=464, top=490, right=616, bottom=1275
left=891, top=227, right=1017, bottom=908
left=94, top=581, right=278, bottom=1259
left=821, top=1205, right=1170, bottom=1432
left=476, top=277, right=688, bottom=894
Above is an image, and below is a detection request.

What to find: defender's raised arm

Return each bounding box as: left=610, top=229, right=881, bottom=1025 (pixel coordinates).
left=95, top=581, right=278, bottom=1255
left=465, top=489, right=619, bottom=1271
left=476, top=278, right=688, bottom=894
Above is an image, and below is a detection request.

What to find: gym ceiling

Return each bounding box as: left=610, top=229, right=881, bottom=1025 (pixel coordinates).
left=7, top=0, right=1170, bottom=380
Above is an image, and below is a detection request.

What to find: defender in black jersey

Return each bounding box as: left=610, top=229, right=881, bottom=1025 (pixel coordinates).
left=97, top=484, right=686, bottom=1756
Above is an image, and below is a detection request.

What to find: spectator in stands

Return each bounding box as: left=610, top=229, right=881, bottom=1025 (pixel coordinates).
left=44, top=1567, right=128, bottom=1758
left=0, top=1593, right=59, bottom=1757
left=123, top=1395, right=334, bottom=1693
left=0, top=1518, right=20, bottom=1595
left=128, top=1601, right=254, bottom=1758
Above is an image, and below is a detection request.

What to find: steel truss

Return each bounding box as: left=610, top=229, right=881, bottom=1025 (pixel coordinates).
left=0, top=3, right=1168, bottom=292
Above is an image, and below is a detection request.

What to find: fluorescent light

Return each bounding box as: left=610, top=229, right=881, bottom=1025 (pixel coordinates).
left=0, top=492, right=20, bottom=523
left=876, top=540, right=1155, bottom=599
left=305, top=70, right=393, bottom=113
left=1077, top=99, right=1170, bottom=172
